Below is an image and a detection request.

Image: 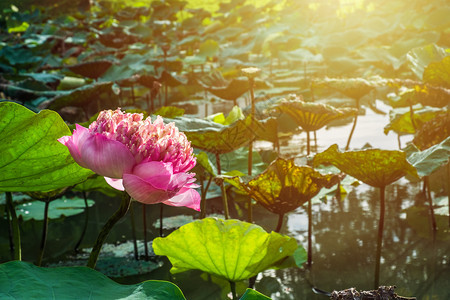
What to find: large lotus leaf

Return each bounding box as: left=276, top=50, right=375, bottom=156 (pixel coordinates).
left=198, top=39, right=219, bottom=59
left=406, top=44, right=448, bottom=80
left=313, top=144, right=419, bottom=188
left=46, top=81, right=118, bottom=111
left=219, top=147, right=267, bottom=176
left=194, top=151, right=218, bottom=177
left=313, top=77, right=375, bottom=100
left=278, top=48, right=323, bottom=63
left=240, top=289, right=271, bottom=300
left=387, top=85, right=450, bottom=108
left=405, top=136, right=450, bottom=177
left=171, top=116, right=257, bottom=154
left=0, top=261, right=186, bottom=299
left=272, top=99, right=357, bottom=132
left=228, top=158, right=339, bottom=215
left=66, top=60, right=113, bottom=79
left=384, top=106, right=444, bottom=135
left=423, top=56, right=450, bottom=88
left=207, top=78, right=249, bottom=101
left=159, top=70, right=188, bottom=87
left=413, top=111, right=449, bottom=150
left=152, top=217, right=298, bottom=282
left=153, top=106, right=185, bottom=118
left=0, top=102, right=93, bottom=192
left=16, top=196, right=95, bottom=221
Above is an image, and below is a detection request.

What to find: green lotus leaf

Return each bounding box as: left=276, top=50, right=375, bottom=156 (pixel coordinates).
left=46, top=81, right=119, bottom=111
left=405, top=136, right=450, bottom=177
left=412, top=111, right=449, bottom=150
left=66, top=60, right=113, bottom=79
left=16, top=196, right=95, bottom=221
left=0, top=261, right=186, bottom=299
left=272, top=98, right=357, bottom=132
left=153, top=106, right=185, bottom=118
left=198, top=39, right=219, bottom=59
left=313, top=77, right=375, bottom=100
left=194, top=151, right=217, bottom=177
left=171, top=115, right=257, bottom=154
left=152, top=217, right=298, bottom=282
left=159, top=70, right=188, bottom=87
left=229, top=158, right=340, bottom=215
left=240, top=288, right=272, bottom=300
left=207, top=78, right=249, bottom=101
left=206, top=106, right=245, bottom=125
left=406, top=44, right=448, bottom=80
left=388, top=84, right=450, bottom=108
left=423, top=55, right=450, bottom=88
left=313, top=144, right=419, bottom=188
left=0, top=102, right=93, bottom=192
left=384, top=106, right=444, bottom=135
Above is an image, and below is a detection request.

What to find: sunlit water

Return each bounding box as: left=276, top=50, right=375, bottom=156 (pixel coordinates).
left=1, top=100, right=448, bottom=299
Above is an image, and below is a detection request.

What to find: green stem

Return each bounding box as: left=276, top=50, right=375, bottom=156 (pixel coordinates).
left=37, top=198, right=50, bottom=266
left=306, top=130, right=310, bottom=156
left=87, top=193, right=131, bottom=269
left=229, top=281, right=237, bottom=300
left=129, top=201, right=139, bottom=260
left=424, top=176, right=437, bottom=238
left=159, top=203, right=164, bottom=237
left=221, top=180, right=230, bottom=220
left=201, top=176, right=213, bottom=219
left=374, top=185, right=386, bottom=289
left=143, top=203, right=149, bottom=260
left=74, top=191, right=89, bottom=253
left=345, top=98, right=359, bottom=150
left=275, top=213, right=284, bottom=233
left=307, top=198, right=312, bottom=268
left=5, top=192, right=21, bottom=261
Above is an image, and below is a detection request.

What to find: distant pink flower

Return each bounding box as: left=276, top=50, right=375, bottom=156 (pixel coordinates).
left=59, top=109, right=200, bottom=211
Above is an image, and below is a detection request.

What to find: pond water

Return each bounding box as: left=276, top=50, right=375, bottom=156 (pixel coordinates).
left=1, top=99, right=448, bottom=300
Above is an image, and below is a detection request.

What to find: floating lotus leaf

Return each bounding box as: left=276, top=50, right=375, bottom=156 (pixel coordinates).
left=171, top=115, right=257, bottom=154
left=272, top=98, right=357, bottom=131
left=313, top=144, right=419, bottom=188
left=16, top=196, right=95, bottom=221
left=423, top=56, right=450, bottom=88
left=0, top=102, right=93, bottom=192
left=406, top=44, right=448, bottom=80
left=0, top=261, right=186, bottom=299
left=229, top=158, right=340, bottom=215
left=314, top=77, right=375, bottom=100
left=384, top=106, right=444, bottom=135
left=406, top=136, right=450, bottom=177
left=66, top=60, right=113, bottom=79
left=152, top=217, right=298, bottom=282
left=413, top=111, right=449, bottom=150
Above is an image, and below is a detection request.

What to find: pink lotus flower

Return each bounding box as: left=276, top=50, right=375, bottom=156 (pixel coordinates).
left=59, top=109, right=200, bottom=211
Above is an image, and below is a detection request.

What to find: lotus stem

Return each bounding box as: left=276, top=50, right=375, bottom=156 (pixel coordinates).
left=247, top=143, right=253, bottom=223
left=200, top=176, right=213, bottom=219
left=143, top=203, right=149, bottom=260
left=215, top=153, right=221, bottom=175
left=306, top=130, right=311, bottom=156
left=307, top=198, right=312, bottom=268
left=221, top=180, right=230, bottom=220
left=397, top=134, right=401, bottom=149
left=374, top=185, right=386, bottom=289
left=37, top=198, right=50, bottom=266
left=5, top=196, right=14, bottom=260
left=229, top=281, right=237, bottom=300
left=314, top=130, right=317, bottom=151
left=159, top=203, right=164, bottom=237
left=275, top=213, right=284, bottom=233
left=129, top=201, right=139, bottom=260
left=345, top=98, right=359, bottom=150
left=87, top=193, right=131, bottom=269
left=74, top=191, right=89, bottom=253
left=5, top=192, right=21, bottom=261
left=409, top=102, right=416, bottom=131
left=424, top=176, right=437, bottom=237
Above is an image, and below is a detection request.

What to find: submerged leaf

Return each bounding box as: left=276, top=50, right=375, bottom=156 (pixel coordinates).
left=229, top=158, right=340, bottom=215
left=313, top=144, right=419, bottom=188
left=152, top=218, right=298, bottom=282
left=0, top=102, right=93, bottom=192
left=0, top=261, right=186, bottom=299
left=272, top=98, right=357, bottom=132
